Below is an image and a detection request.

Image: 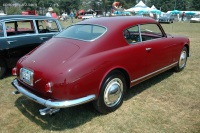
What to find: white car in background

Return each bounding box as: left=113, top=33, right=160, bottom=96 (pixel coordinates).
left=0, top=13, right=6, bottom=15
left=82, top=14, right=94, bottom=20
left=190, top=14, right=200, bottom=23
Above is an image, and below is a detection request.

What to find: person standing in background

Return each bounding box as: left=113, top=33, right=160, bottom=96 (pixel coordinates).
left=177, top=13, right=180, bottom=21
left=61, top=12, right=68, bottom=22
left=70, top=11, right=74, bottom=23
left=46, top=7, right=53, bottom=28
left=181, top=12, right=185, bottom=21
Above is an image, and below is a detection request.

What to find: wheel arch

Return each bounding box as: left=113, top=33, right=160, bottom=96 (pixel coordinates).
left=98, top=67, right=130, bottom=97
left=184, top=44, right=190, bottom=57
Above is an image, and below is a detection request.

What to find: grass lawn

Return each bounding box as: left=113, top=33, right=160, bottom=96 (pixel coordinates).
left=0, top=19, right=199, bottom=133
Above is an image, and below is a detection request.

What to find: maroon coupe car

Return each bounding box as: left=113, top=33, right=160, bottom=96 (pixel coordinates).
left=12, top=16, right=190, bottom=115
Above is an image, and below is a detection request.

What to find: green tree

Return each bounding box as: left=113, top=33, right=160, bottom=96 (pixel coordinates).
left=149, top=0, right=174, bottom=12
left=6, top=6, right=22, bottom=15
left=191, top=0, right=200, bottom=10
left=59, top=0, right=80, bottom=14
left=0, top=0, right=12, bottom=13
left=176, top=0, right=187, bottom=11
left=149, top=0, right=195, bottom=12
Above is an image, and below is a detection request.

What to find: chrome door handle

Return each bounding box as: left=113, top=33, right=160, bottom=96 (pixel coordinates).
left=7, top=40, right=17, bottom=44
left=40, top=37, right=48, bottom=40
left=146, top=48, right=152, bottom=51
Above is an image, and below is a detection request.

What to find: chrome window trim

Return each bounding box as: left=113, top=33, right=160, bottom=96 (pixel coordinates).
left=2, top=18, right=57, bottom=22
left=56, top=24, right=107, bottom=42
left=131, top=62, right=178, bottom=83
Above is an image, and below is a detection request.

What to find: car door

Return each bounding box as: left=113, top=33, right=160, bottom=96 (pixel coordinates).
left=36, top=19, right=61, bottom=43
left=139, top=23, right=173, bottom=74
left=5, top=20, right=41, bottom=66
left=123, top=25, right=148, bottom=84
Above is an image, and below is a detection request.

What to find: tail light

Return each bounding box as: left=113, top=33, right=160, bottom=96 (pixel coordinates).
left=45, top=82, right=53, bottom=93
left=12, top=67, right=17, bottom=76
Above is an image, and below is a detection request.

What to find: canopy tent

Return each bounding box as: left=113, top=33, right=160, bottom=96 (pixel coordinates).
left=150, top=5, right=157, bottom=10
left=185, top=11, right=196, bottom=16
left=125, top=1, right=150, bottom=14
left=149, top=5, right=161, bottom=14
left=170, top=10, right=180, bottom=15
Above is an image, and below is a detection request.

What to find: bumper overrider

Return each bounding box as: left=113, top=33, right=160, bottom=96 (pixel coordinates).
left=12, top=79, right=96, bottom=115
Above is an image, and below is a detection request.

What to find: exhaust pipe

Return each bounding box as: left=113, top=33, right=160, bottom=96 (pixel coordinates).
left=12, top=90, right=20, bottom=94
left=12, top=90, right=60, bottom=115
left=39, top=107, right=60, bottom=115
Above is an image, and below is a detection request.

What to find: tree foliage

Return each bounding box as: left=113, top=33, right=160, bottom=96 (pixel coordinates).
left=6, top=7, right=22, bottom=15
left=59, top=0, right=80, bottom=13
left=0, top=0, right=12, bottom=13
left=191, top=0, right=200, bottom=10
left=149, top=0, right=199, bottom=12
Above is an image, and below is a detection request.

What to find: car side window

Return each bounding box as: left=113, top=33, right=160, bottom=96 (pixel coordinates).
left=123, top=25, right=141, bottom=44
left=0, top=22, right=3, bottom=37
left=37, top=20, right=59, bottom=34
left=139, top=24, right=164, bottom=42
left=6, top=20, right=36, bottom=36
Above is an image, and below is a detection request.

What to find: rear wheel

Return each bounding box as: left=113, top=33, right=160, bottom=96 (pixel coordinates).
left=93, top=71, right=127, bottom=114
left=174, top=47, right=188, bottom=72
left=0, top=60, right=6, bottom=79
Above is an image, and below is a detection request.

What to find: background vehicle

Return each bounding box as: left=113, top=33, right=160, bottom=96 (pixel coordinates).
left=0, top=15, right=62, bottom=78
left=190, top=14, right=200, bottom=23
left=159, top=13, right=174, bottom=23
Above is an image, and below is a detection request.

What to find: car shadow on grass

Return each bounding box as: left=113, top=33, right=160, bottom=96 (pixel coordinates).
left=14, top=69, right=174, bottom=131
left=15, top=97, right=100, bottom=130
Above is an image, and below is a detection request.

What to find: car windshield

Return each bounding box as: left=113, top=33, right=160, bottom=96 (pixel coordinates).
left=55, top=24, right=106, bottom=41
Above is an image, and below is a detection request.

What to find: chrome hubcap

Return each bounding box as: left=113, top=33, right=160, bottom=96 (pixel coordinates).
left=104, top=78, right=123, bottom=107
left=179, top=51, right=187, bottom=68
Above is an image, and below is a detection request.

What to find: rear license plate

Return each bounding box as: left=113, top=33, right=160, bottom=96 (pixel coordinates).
left=20, top=68, right=34, bottom=86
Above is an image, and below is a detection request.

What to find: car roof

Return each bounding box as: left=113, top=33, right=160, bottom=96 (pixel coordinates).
left=0, top=15, right=56, bottom=21
left=78, top=16, right=157, bottom=29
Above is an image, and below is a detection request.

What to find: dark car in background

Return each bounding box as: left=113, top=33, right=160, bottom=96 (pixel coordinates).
left=0, top=15, right=62, bottom=78
left=159, top=13, right=174, bottom=23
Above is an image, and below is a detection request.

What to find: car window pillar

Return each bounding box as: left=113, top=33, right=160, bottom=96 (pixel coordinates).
left=138, top=24, right=142, bottom=42
left=33, top=19, right=39, bottom=34
left=2, top=22, right=7, bottom=37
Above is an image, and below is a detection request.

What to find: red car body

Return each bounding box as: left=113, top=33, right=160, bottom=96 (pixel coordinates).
left=12, top=16, right=190, bottom=115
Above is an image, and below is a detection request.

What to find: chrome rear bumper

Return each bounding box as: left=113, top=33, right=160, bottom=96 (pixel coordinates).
left=12, top=79, right=96, bottom=109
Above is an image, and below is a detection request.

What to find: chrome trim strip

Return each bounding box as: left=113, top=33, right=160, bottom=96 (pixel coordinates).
left=12, top=79, right=96, bottom=108
left=131, top=62, right=178, bottom=83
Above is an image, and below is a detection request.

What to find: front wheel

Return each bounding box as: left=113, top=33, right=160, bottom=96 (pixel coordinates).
left=174, top=47, right=188, bottom=72
left=93, top=71, right=127, bottom=114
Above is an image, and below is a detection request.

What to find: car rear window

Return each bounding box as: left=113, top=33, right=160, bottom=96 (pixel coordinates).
left=55, top=24, right=106, bottom=41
